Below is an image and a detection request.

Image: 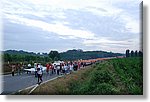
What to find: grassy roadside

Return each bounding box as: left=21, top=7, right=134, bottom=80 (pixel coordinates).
left=16, top=57, right=143, bottom=95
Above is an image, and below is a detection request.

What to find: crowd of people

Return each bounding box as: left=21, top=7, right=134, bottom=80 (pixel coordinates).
left=10, top=61, right=90, bottom=84
left=45, top=61, right=87, bottom=76
left=11, top=63, right=25, bottom=76
left=8, top=57, right=118, bottom=84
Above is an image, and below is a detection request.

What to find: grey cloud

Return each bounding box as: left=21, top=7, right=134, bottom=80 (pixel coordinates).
left=62, top=9, right=134, bottom=40
left=3, top=19, right=84, bottom=52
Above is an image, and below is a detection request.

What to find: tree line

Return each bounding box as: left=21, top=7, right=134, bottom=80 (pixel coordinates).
left=125, top=49, right=143, bottom=57
left=3, top=53, right=52, bottom=64
left=3, top=49, right=124, bottom=64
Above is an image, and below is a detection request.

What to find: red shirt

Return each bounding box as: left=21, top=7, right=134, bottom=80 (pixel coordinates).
left=49, top=64, right=53, bottom=69
left=46, top=64, right=50, bottom=70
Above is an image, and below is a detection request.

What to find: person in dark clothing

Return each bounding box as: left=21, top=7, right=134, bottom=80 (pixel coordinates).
left=73, top=62, right=78, bottom=71
left=11, top=64, right=15, bottom=76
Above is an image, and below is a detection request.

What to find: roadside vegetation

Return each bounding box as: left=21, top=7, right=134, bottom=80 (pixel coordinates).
left=17, top=57, right=143, bottom=95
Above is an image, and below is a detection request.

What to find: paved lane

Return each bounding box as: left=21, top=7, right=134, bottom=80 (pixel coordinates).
left=1, top=72, right=58, bottom=95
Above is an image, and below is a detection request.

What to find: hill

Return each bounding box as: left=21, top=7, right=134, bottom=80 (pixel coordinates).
left=3, top=49, right=124, bottom=62
left=4, top=50, right=47, bottom=56
left=60, top=49, right=124, bottom=61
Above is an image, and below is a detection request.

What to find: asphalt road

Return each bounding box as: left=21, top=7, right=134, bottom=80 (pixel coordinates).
left=1, top=71, right=58, bottom=95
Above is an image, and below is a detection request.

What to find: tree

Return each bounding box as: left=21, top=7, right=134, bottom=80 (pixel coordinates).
left=131, top=50, right=134, bottom=57
left=139, top=51, right=143, bottom=57
left=44, top=56, right=52, bottom=62
left=126, top=49, right=130, bottom=57
left=48, top=51, right=60, bottom=61
left=135, top=50, right=138, bottom=57
left=4, top=53, right=12, bottom=62
left=54, top=57, right=59, bottom=61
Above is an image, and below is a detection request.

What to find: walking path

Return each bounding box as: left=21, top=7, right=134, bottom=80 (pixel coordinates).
left=1, top=72, right=58, bottom=95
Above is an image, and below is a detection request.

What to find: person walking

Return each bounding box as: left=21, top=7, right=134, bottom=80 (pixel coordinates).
left=17, top=63, right=21, bottom=75
left=51, top=64, right=54, bottom=75
left=37, top=64, right=43, bottom=84
left=20, top=63, right=24, bottom=75
left=27, top=63, right=31, bottom=74
left=64, top=64, right=68, bottom=74
left=78, top=61, right=81, bottom=70
left=73, top=62, right=78, bottom=71
left=11, top=64, right=15, bottom=76
left=69, top=63, right=74, bottom=73
left=46, top=63, right=50, bottom=75
left=53, top=64, right=57, bottom=74
left=49, top=63, right=53, bottom=76
left=61, top=63, right=65, bottom=75
left=56, top=65, right=60, bottom=75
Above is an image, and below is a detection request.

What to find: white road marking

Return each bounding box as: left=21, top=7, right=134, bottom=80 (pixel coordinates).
left=28, top=84, right=39, bottom=94
left=27, top=75, right=65, bottom=94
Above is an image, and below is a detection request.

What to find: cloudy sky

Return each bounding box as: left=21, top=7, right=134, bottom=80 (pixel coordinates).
left=1, top=0, right=142, bottom=53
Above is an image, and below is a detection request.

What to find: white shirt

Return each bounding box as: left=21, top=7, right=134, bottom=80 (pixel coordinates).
left=56, top=65, right=60, bottom=70
left=64, top=65, right=68, bottom=71
left=28, top=64, right=31, bottom=67
left=37, top=69, right=42, bottom=75
left=38, top=65, right=41, bottom=68
left=70, top=65, right=73, bottom=71
left=54, top=65, right=57, bottom=69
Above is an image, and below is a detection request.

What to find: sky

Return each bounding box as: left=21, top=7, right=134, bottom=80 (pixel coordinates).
left=1, top=0, right=142, bottom=53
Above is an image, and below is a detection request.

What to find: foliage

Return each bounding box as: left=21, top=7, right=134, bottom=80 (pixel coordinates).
left=48, top=51, right=60, bottom=61
left=3, top=50, right=52, bottom=63
left=70, top=57, right=143, bottom=95
left=111, top=57, right=143, bottom=94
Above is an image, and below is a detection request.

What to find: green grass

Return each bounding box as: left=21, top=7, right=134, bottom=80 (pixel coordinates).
left=111, top=57, right=143, bottom=94
left=17, top=57, right=143, bottom=95
left=70, top=57, right=143, bottom=95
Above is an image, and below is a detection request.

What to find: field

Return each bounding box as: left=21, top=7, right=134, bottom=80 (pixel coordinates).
left=17, top=57, right=143, bottom=95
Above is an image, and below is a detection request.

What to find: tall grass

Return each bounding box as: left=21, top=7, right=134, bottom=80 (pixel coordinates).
left=70, top=57, right=143, bottom=95
left=111, top=57, right=143, bottom=94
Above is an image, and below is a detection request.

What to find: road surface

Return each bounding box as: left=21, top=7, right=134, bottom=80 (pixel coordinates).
left=1, top=72, right=58, bottom=95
